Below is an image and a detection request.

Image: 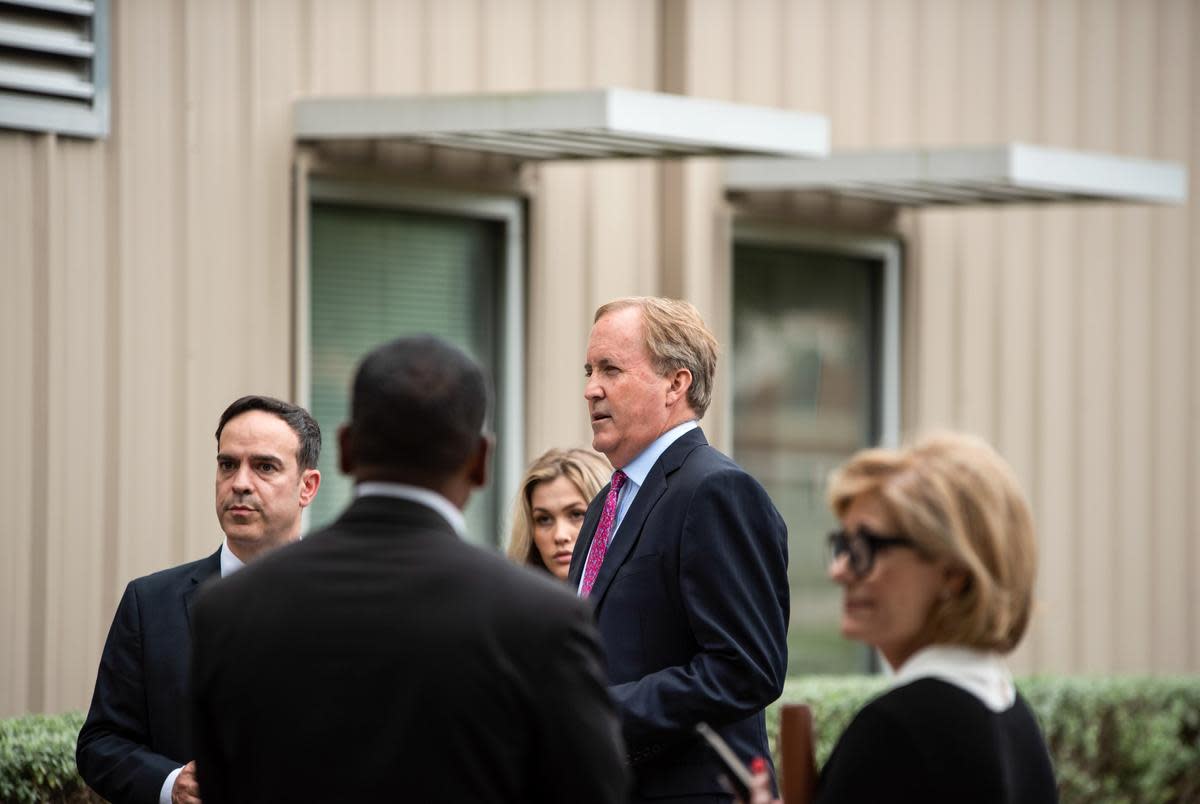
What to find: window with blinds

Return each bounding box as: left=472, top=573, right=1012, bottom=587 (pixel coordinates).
left=733, top=239, right=891, bottom=675
left=308, top=201, right=503, bottom=544
left=0, top=0, right=109, bottom=137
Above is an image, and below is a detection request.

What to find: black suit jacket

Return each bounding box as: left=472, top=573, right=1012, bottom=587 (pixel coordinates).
left=190, top=494, right=628, bottom=804
left=567, top=428, right=790, bottom=801
left=77, top=549, right=222, bottom=804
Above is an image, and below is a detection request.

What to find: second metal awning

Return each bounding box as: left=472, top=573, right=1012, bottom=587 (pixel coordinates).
left=294, top=88, right=830, bottom=161
left=725, top=143, right=1188, bottom=206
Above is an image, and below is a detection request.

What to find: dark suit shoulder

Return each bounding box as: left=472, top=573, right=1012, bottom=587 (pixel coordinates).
left=869, top=677, right=994, bottom=722
left=471, top=548, right=590, bottom=622
left=818, top=679, right=1057, bottom=804
left=197, top=499, right=586, bottom=630
left=857, top=678, right=1009, bottom=744
left=668, top=436, right=751, bottom=481
left=690, top=451, right=760, bottom=484
left=871, top=679, right=1054, bottom=769
left=390, top=523, right=591, bottom=632
left=129, top=549, right=221, bottom=596
left=670, top=448, right=776, bottom=518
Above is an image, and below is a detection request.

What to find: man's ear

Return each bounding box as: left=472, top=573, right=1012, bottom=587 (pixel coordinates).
left=337, top=424, right=355, bottom=476
left=298, top=469, right=321, bottom=507
left=467, top=434, right=493, bottom=490
left=665, top=368, right=693, bottom=407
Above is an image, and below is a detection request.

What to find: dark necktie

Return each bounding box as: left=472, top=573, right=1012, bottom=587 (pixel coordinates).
left=580, top=470, right=627, bottom=598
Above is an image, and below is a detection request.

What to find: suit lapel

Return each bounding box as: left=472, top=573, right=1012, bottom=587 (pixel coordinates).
left=184, top=548, right=223, bottom=629
left=586, top=428, right=707, bottom=612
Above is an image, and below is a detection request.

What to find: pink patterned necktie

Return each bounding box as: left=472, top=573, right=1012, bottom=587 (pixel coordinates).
left=580, top=470, right=627, bottom=598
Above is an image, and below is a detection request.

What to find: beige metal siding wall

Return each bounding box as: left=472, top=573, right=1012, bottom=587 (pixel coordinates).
left=902, top=0, right=1200, bottom=675
left=672, top=0, right=1198, bottom=675
left=1, top=134, right=115, bottom=716
left=523, top=2, right=662, bottom=454
left=0, top=0, right=1196, bottom=719
left=2, top=136, right=38, bottom=718
left=0, top=0, right=661, bottom=718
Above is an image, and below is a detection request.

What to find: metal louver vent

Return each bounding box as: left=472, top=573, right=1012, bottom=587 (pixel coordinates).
left=0, top=0, right=109, bottom=137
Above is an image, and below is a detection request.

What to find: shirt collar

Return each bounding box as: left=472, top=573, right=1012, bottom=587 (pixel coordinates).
left=354, top=481, right=468, bottom=539
left=619, top=420, right=699, bottom=487
left=888, top=644, right=1016, bottom=712
left=220, top=540, right=246, bottom=578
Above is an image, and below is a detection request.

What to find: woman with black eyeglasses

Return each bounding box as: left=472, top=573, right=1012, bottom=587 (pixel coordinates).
left=741, top=432, right=1057, bottom=804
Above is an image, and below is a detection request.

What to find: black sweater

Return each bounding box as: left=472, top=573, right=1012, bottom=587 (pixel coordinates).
left=814, top=678, right=1058, bottom=803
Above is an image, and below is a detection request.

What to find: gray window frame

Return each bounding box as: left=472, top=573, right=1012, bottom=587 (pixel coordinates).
left=732, top=222, right=902, bottom=450
left=294, top=173, right=525, bottom=545
left=731, top=222, right=903, bottom=674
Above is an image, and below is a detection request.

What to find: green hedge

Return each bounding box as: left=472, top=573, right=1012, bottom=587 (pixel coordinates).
left=3, top=677, right=1198, bottom=803
left=769, top=676, right=1200, bottom=804
left=0, top=711, right=100, bottom=804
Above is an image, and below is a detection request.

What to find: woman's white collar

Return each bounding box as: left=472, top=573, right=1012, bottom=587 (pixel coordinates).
left=885, top=645, right=1016, bottom=712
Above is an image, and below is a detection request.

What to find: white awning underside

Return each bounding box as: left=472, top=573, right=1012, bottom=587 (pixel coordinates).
left=295, top=88, right=830, bottom=161
left=725, top=143, right=1188, bottom=206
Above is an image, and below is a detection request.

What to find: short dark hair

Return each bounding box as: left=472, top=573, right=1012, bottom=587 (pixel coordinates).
left=350, top=336, right=488, bottom=479
left=215, top=395, right=322, bottom=470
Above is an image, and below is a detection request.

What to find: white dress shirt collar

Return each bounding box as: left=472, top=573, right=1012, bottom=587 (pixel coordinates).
left=219, top=540, right=246, bottom=578
left=887, top=644, right=1016, bottom=712
left=354, top=481, right=468, bottom=539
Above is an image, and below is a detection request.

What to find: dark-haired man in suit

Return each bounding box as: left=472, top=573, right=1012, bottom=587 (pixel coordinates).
left=570, top=297, right=790, bottom=802
left=77, top=396, right=322, bottom=804
left=190, top=335, right=628, bottom=804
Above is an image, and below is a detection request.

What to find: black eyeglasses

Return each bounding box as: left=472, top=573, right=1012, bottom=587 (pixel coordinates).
left=827, top=527, right=917, bottom=578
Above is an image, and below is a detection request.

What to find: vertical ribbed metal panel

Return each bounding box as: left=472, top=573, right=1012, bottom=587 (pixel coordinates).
left=1, top=0, right=1198, bottom=718
left=1154, top=0, right=1195, bottom=674
left=1074, top=0, right=1120, bottom=675
left=1032, top=0, right=1082, bottom=676
left=1188, top=0, right=1200, bottom=674
left=992, top=0, right=1039, bottom=673
left=527, top=0, right=661, bottom=456
left=711, top=0, right=1199, bottom=675
left=1113, top=0, right=1156, bottom=674
left=0, top=0, right=663, bottom=717
left=0, top=134, right=37, bottom=717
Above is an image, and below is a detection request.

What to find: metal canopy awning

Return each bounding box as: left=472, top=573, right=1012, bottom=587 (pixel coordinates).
left=725, top=143, right=1188, bottom=206
left=294, top=88, right=830, bottom=161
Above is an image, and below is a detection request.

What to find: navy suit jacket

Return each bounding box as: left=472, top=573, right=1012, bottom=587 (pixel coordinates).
left=77, top=549, right=221, bottom=804
left=567, top=428, right=790, bottom=801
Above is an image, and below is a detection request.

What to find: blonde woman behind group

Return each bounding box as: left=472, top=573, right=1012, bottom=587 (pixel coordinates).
left=508, top=448, right=611, bottom=581
left=743, top=431, right=1057, bottom=804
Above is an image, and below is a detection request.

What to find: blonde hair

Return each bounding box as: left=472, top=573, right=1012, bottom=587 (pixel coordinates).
left=594, top=297, right=719, bottom=418
left=827, top=432, right=1037, bottom=654
left=507, top=448, right=611, bottom=572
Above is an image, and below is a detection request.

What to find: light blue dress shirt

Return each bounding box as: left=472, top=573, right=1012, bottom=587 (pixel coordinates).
left=577, top=419, right=698, bottom=595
